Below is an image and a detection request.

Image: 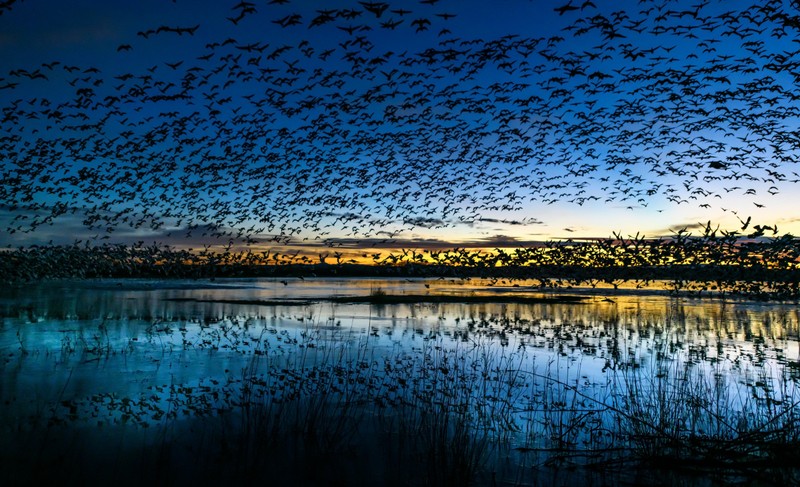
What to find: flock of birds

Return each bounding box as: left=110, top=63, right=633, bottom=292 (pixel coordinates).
left=1, top=0, right=799, bottom=246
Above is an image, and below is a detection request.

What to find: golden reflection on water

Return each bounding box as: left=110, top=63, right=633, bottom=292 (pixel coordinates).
left=1, top=277, right=796, bottom=319
left=2, top=278, right=797, bottom=364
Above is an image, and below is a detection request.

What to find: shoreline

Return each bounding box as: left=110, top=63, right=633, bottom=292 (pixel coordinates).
left=5, top=275, right=798, bottom=304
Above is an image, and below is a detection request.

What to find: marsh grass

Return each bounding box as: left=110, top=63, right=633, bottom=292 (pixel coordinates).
left=379, top=338, right=513, bottom=484
left=610, top=354, right=800, bottom=472
left=3, top=309, right=800, bottom=485
left=369, top=285, right=388, bottom=302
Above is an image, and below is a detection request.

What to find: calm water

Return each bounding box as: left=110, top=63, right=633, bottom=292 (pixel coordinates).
left=2, top=278, right=799, bottom=485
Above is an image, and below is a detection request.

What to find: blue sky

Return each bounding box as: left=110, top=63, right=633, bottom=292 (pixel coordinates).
left=1, top=0, right=798, bottom=253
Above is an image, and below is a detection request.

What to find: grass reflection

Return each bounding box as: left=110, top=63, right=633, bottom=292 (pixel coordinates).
left=1, top=285, right=799, bottom=485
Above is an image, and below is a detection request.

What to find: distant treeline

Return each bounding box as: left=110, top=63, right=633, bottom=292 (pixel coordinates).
left=2, top=226, right=799, bottom=299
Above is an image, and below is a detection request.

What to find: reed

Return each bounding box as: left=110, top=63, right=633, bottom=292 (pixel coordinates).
left=3, top=304, right=800, bottom=485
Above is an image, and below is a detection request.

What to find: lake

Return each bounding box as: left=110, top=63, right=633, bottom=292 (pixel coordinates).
left=2, top=278, right=798, bottom=485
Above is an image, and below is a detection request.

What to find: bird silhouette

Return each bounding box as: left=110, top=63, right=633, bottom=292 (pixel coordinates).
left=0, top=0, right=795, bottom=249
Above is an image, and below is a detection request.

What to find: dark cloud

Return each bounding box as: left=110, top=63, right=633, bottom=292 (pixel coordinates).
left=652, top=221, right=715, bottom=237
left=457, top=217, right=545, bottom=229
left=403, top=217, right=445, bottom=229
left=307, top=234, right=552, bottom=250
left=475, top=217, right=544, bottom=226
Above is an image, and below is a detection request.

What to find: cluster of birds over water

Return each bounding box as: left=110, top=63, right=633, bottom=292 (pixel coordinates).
left=1, top=0, right=799, bottom=246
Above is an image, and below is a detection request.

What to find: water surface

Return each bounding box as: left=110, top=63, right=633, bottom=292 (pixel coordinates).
left=2, top=278, right=798, bottom=485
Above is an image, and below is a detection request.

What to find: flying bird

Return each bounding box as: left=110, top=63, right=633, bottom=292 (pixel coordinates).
left=554, top=2, right=579, bottom=15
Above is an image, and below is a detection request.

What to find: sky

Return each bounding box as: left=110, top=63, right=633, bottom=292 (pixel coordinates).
left=1, top=0, right=799, bottom=259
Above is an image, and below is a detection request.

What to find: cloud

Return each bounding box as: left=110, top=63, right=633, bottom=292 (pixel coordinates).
left=302, top=234, right=556, bottom=250
left=651, top=221, right=710, bottom=236
left=403, top=216, right=445, bottom=229
left=461, top=217, right=545, bottom=227
left=0, top=204, right=265, bottom=248
left=0, top=203, right=594, bottom=251
left=779, top=217, right=800, bottom=225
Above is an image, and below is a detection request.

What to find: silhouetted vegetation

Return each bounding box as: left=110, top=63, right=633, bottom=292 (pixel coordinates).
left=3, top=224, right=798, bottom=299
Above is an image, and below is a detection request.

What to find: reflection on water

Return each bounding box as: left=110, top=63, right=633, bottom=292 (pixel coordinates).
left=4, top=277, right=798, bottom=360
left=1, top=278, right=799, bottom=485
